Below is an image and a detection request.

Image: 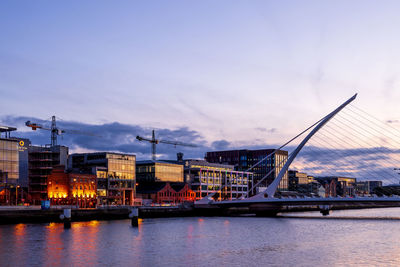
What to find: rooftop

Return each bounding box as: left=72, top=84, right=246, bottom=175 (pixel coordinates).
left=136, top=160, right=182, bottom=166
left=0, top=125, right=17, bottom=133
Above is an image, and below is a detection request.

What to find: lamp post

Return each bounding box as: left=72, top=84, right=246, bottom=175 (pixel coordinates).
left=16, top=185, right=20, bottom=206
left=82, top=185, right=86, bottom=209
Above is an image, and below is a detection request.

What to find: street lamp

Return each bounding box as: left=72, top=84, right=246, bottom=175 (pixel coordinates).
left=16, top=185, right=20, bottom=206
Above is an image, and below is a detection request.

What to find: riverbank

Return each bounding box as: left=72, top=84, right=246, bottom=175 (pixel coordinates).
left=0, top=207, right=130, bottom=224
left=0, top=204, right=198, bottom=224
left=1, top=203, right=400, bottom=225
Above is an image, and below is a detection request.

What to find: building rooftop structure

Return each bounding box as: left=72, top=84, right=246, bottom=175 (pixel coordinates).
left=0, top=126, right=17, bottom=139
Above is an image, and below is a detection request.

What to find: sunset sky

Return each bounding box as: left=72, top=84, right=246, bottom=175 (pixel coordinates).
left=1, top=1, right=400, bottom=177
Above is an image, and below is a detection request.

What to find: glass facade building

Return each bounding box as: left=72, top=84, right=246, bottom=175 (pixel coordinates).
left=0, top=138, right=19, bottom=184
left=205, top=149, right=289, bottom=193
left=69, top=152, right=136, bottom=205
left=136, top=161, right=184, bottom=183
left=184, top=160, right=253, bottom=199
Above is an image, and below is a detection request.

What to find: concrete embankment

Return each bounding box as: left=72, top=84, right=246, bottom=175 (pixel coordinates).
left=139, top=205, right=195, bottom=218
left=0, top=207, right=132, bottom=224
left=2, top=203, right=400, bottom=225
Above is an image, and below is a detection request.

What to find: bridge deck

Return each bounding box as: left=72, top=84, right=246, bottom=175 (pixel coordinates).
left=207, top=196, right=400, bottom=208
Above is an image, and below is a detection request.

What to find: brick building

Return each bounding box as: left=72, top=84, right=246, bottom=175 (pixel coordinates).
left=47, top=165, right=97, bottom=208
left=137, top=182, right=196, bottom=205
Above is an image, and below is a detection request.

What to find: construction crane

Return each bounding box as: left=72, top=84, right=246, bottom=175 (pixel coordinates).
left=26, top=115, right=97, bottom=147
left=136, top=130, right=198, bottom=160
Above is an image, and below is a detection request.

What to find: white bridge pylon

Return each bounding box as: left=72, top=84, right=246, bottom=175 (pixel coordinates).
left=258, top=93, right=358, bottom=199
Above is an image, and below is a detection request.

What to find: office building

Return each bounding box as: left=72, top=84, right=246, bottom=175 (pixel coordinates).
left=287, top=170, right=321, bottom=196
left=136, top=160, right=184, bottom=183
left=205, top=149, right=288, bottom=191
left=0, top=138, right=19, bottom=185
left=356, top=180, right=383, bottom=195
left=288, top=170, right=309, bottom=191
left=69, top=152, right=136, bottom=205
left=16, top=138, right=30, bottom=188
left=0, top=126, right=32, bottom=204
left=183, top=159, right=253, bottom=199
left=0, top=126, right=21, bottom=185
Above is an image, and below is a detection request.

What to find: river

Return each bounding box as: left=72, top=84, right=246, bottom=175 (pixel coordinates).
left=1, top=208, right=400, bottom=266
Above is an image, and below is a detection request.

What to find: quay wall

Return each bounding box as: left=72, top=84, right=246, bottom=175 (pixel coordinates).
left=0, top=204, right=197, bottom=225
left=1, top=203, right=400, bottom=224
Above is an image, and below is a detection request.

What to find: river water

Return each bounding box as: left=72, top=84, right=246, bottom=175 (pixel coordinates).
left=2, top=208, right=400, bottom=267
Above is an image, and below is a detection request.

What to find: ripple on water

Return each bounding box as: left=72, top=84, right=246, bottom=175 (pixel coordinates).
left=1, top=209, right=400, bottom=266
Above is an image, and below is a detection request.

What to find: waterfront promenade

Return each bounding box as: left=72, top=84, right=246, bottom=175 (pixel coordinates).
left=0, top=204, right=196, bottom=224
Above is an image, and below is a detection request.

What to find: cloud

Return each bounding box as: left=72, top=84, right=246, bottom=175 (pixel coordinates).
left=255, top=127, right=277, bottom=133
left=1, top=115, right=208, bottom=160
left=211, top=140, right=230, bottom=150
left=293, top=145, right=400, bottom=184
left=0, top=115, right=283, bottom=160
left=2, top=115, right=400, bottom=184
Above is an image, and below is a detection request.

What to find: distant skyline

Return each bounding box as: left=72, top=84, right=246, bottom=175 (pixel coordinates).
left=1, top=1, right=400, bottom=181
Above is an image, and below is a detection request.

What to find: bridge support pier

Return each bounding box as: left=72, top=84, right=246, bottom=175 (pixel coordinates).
left=255, top=211, right=278, bottom=217
left=60, top=208, right=72, bottom=229
left=319, top=205, right=331, bottom=216
left=129, top=207, right=139, bottom=227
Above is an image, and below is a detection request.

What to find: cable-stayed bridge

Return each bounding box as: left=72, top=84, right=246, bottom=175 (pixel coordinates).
left=195, top=94, right=400, bottom=216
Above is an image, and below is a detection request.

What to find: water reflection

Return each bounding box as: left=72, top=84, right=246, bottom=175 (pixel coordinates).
left=2, top=209, right=400, bottom=266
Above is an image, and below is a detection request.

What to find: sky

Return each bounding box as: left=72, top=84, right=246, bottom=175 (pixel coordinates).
left=1, top=1, right=400, bottom=175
